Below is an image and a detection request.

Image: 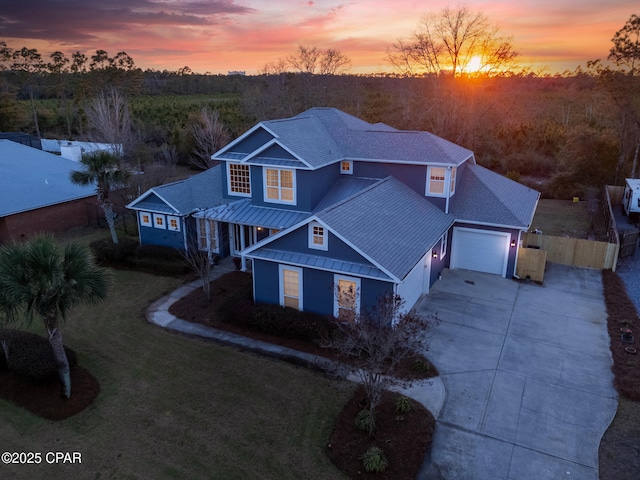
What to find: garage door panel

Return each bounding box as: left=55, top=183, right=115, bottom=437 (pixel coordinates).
left=451, top=228, right=509, bottom=276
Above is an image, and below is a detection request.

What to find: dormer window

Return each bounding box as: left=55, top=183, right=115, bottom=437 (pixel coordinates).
left=308, top=221, right=328, bottom=250
left=228, top=163, right=251, bottom=196
left=428, top=167, right=446, bottom=195
left=264, top=168, right=296, bottom=204
left=340, top=160, right=353, bottom=174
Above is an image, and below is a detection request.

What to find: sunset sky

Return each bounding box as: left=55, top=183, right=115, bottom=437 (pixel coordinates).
left=0, top=0, right=636, bottom=74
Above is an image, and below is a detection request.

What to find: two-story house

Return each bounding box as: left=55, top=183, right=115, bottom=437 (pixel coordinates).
left=127, top=108, right=539, bottom=318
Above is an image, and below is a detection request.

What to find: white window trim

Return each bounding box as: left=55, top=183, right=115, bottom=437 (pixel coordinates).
left=153, top=213, right=166, bottom=229
left=340, top=160, right=353, bottom=175
left=333, top=274, right=361, bottom=319
left=197, top=218, right=219, bottom=253
left=450, top=167, right=457, bottom=195
left=167, top=215, right=181, bottom=232
left=227, top=162, right=251, bottom=197
left=440, top=231, right=448, bottom=258
left=139, top=211, right=152, bottom=227
left=426, top=166, right=447, bottom=197
left=279, top=265, right=303, bottom=311
left=263, top=167, right=296, bottom=205
left=308, top=221, right=328, bottom=251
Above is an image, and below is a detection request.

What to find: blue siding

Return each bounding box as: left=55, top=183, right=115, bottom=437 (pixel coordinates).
left=355, top=162, right=427, bottom=197
left=252, top=259, right=393, bottom=317
left=134, top=192, right=174, bottom=212
left=429, top=229, right=451, bottom=286
left=266, top=224, right=374, bottom=265
left=139, top=224, right=184, bottom=249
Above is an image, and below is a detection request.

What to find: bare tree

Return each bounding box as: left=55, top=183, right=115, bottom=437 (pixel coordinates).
left=85, top=87, right=133, bottom=157
left=608, top=14, right=640, bottom=76
left=11, top=47, right=45, bottom=137
left=323, top=292, right=437, bottom=437
left=181, top=240, right=215, bottom=302
left=388, top=5, right=518, bottom=77
left=319, top=48, right=352, bottom=75
left=188, top=107, right=230, bottom=170
left=287, top=45, right=352, bottom=75
left=288, top=46, right=321, bottom=73
left=0, top=41, right=12, bottom=71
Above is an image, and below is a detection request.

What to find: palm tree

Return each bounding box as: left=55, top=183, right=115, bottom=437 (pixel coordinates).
left=0, top=235, right=110, bottom=398
left=71, top=150, right=130, bottom=244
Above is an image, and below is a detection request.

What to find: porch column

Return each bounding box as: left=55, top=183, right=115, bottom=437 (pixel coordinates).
left=240, top=225, right=247, bottom=271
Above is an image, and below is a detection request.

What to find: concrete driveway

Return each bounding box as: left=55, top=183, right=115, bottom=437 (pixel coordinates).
left=415, top=263, right=618, bottom=480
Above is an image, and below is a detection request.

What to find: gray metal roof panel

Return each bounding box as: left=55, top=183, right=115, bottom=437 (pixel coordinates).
left=316, top=176, right=455, bottom=280
left=246, top=248, right=391, bottom=280
left=0, top=140, right=95, bottom=216
left=197, top=200, right=311, bottom=230
left=449, top=164, right=540, bottom=228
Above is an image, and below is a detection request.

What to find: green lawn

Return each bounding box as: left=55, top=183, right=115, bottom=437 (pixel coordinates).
left=0, top=242, right=352, bottom=479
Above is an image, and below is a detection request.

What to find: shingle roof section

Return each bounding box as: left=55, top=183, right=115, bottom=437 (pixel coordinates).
left=449, top=164, right=540, bottom=228
left=230, top=108, right=474, bottom=170
left=197, top=199, right=311, bottom=230
left=316, top=176, right=455, bottom=280
left=0, top=140, right=95, bottom=216
left=128, top=165, right=224, bottom=215
left=314, top=177, right=380, bottom=212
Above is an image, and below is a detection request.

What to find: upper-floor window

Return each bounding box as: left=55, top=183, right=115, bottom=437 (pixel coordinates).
left=228, top=163, right=251, bottom=196
left=264, top=168, right=295, bottom=204
left=340, top=160, right=353, bottom=175
left=428, top=167, right=446, bottom=195
left=308, top=221, right=328, bottom=250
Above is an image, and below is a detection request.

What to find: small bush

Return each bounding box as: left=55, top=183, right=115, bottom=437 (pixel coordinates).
left=134, top=257, right=190, bottom=275
left=395, top=396, right=412, bottom=414
left=1, top=330, right=77, bottom=384
left=355, top=408, right=374, bottom=433
left=136, top=244, right=183, bottom=261
left=412, top=357, right=437, bottom=376
left=90, top=237, right=138, bottom=262
left=361, top=446, right=388, bottom=473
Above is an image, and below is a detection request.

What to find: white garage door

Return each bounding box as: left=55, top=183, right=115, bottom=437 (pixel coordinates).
left=450, top=227, right=510, bottom=276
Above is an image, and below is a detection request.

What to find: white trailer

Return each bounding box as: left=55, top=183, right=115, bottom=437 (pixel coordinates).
left=623, top=178, right=640, bottom=216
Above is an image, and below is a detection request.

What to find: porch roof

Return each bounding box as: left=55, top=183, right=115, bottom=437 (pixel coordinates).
left=245, top=248, right=392, bottom=281
left=195, top=199, right=311, bottom=230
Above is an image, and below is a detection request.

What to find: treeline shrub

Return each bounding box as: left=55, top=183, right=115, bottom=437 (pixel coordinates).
left=90, top=238, right=190, bottom=275
left=0, top=329, right=77, bottom=384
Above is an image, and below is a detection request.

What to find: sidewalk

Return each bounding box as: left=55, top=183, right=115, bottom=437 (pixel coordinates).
left=145, top=261, right=445, bottom=418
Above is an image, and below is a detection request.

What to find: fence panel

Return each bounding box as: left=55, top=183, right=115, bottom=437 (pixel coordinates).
left=521, top=233, right=618, bottom=270
left=516, top=247, right=547, bottom=283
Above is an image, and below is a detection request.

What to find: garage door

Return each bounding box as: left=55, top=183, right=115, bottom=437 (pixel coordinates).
left=450, top=227, right=509, bottom=276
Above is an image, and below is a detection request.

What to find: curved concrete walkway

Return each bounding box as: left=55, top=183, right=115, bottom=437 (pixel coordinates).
left=415, top=264, right=618, bottom=480
left=145, top=263, right=445, bottom=420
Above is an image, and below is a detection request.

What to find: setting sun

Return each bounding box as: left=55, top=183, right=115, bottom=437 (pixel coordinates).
left=465, top=55, right=484, bottom=73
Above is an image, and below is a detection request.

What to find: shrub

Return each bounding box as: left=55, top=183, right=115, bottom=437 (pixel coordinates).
left=133, top=257, right=190, bottom=275
left=1, top=330, right=77, bottom=384
left=412, top=356, right=437, bottom=376
left=395, top=396, right=412, bottom=414
left=136, top=244, right=183, bottom=261
left=361, top=446, right=388, bottom=473
left=90, top=237, right=138, bottom=262
left=355, top=408, right=374, bottom=433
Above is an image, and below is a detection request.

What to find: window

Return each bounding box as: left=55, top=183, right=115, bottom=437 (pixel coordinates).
left=264, top=168, right=295, bottom=204
left=428, top=167, right=446, bottom=195
left=280, top=265, right=302, bottom=311
left=440, top=231, right=448, bottom=258
left=340, top=160, right=353, bottom=175
left=228, top=163, right=251, bottom=196
left=308, top=221, right=328, bottom=250
left=139, top=212, right=152, bottom=227
left=334, top=275, right=360, bottom=322
left=167, top=216, right=180, bottom=232
left=153, top=214, right=166, bottom=229
left=197, top=218, right=218, bottom=252
left=450, top=167, right=457, bottom=194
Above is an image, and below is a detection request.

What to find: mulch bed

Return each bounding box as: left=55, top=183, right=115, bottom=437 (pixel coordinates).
left=326, top=386, right=434, bottom=479
left=0, top=365, right=100, bottom=420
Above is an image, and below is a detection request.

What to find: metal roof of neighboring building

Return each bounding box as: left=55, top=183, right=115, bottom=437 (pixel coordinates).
left=448, top=163, right=540, bottom=228
left=0, top=140, right=95, bottom=217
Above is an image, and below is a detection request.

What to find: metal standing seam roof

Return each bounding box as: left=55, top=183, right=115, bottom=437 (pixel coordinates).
left=195, top=199, right=312, bottom=230
left=215, top=108, right=474, bottom=170
left=0, top=140, right=96, bottom=217
left=127, top=165, right=224, bottom=215
left=448, top=163, right=540, bottom=228
left=315, top=176, right=455, bottom=281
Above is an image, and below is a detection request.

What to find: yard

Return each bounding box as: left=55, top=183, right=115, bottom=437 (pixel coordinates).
left=531, top=198, right=608, bottom=240
left=0, top=231, right=353, bottom=479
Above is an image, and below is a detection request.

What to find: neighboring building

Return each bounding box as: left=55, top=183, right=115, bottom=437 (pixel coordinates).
left=0, top=132, right=41, bottom=150
left=128, top=108, right=540, bottom=317
left=41, top=139, right=120, bottom=162
left=0, top=140, right=98, bottom=243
